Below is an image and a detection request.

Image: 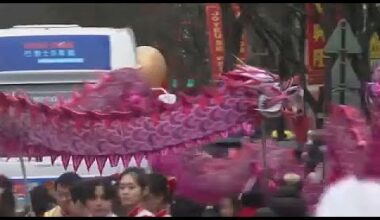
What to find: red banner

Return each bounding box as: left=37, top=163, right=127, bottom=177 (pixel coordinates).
left=205, top=3, right=249, bottom=79
left=205, top=3, right=225, bottom=79
left=231, top=3, right=249, bottom=62
left=305, top=3, right=326, bottom=85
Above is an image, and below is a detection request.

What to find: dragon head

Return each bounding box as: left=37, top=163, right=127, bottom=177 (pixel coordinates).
left=222, top=64, right=303, bottom=118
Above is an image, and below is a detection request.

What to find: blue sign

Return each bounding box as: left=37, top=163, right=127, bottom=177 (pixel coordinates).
left=0, top=35, right=111, bottom=71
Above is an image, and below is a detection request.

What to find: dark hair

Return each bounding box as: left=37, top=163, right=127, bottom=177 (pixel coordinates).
left=273, top=185, right=300, bottom=198
left=292, top=179, right=303, bottom=193
left=0, top=175, right=15, bottom=217
left=254, top=207, right=278, bottom=217
left=201, top=206, right=219, bottom=217
left=119, top=167, right=148, bottom=189
left=170, top=196, right=204, bottom=217
left=70, top=180, right=85, bottom=204
left=55, top=172, right=82, bottom=189
left=147, top=173, right=172, bottom=204
left=30, top=185, right=56, bottom=216
left=268, top=197, right=307, bottom=217
left=76, top=178, right=116, bottom=205
left=241, top=190, right=264, bottom=208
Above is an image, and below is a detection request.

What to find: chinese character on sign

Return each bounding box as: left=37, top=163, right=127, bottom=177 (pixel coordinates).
left=24, top=50, right=32, bottom=58
left=216, top=46, right=224, bottom=53
left=214, top=27, right=222, bottom=39
left=213, top=16, right=223, bottom=40
left=67, top=49, right=76, bottom=57
left=215, top=39, right=224, bottom=53
left=211, top=11, right=220, bottom=22
left=370, top=33, right=380, bottom=59
left=58, top=49, right=65, bottom=56
left=313, top=24, right=325, bottom=42
left=42, top=50, right=49, bottom=57
left=313, top=49, right=325, bottom=68
left=50, top=50, right=57, bottom=57
left=216, top=39, right=223, bottom=47
left=33, top=50, right=42, bottom=57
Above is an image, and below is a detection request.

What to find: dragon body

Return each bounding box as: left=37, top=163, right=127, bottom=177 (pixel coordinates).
left=0, top=68, right=255, bottom=158
left=0, top=65, right=305, bottom=204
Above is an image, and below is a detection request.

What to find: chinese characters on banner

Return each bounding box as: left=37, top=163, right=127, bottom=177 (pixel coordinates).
left=0, top=35, right=110, bottom=72
left=205, top=3, right=225, bottom=79
left=305, top=3, right=326, bottom=85
left=23, top=41, right=77, bottom=59
left=369, top=32, right=380, bottom=71
left=205, top=3, right=248, bottom=79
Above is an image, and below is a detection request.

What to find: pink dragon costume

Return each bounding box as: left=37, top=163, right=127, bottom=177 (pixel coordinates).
left=314, top=67, right=380, bottom=216
left=0, top=64, right=305, bottom=204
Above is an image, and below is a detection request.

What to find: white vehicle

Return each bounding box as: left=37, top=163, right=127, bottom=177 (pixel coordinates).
left=0, top=24, right=155, bottom=213
left=0, top=24, right=146, bottom=179
left=0, top=24, right=137, bottom=103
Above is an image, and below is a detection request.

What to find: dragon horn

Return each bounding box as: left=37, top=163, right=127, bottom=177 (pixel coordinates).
left=233, top=54, right=246, bottom=66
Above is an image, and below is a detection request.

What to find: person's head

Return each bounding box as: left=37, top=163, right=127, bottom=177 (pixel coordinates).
left=144, top=173, right=173, bottom=213
left=118, top=167, right=148, bottom=209
left=0, top=175, right=15, bottom=217
left=217, top=197, right=240, bottom=217
left=30, top=185, right=56, bottom=216
left=79, top=178, right=116, bottom=217
left=54, top=172, right=81, bottom=214
left=281, top=173, right=303, bottom=193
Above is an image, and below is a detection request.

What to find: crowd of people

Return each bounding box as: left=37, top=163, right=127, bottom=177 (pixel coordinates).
left=0, top=166, right=310, bottom=217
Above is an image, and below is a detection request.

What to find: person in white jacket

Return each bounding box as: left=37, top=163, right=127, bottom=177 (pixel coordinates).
left=316, top=176, right=380, bottom=217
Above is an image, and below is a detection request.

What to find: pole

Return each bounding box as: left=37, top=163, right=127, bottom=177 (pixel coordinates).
left=18, top=157, right=32, bottom=214
left=260, top=119, right=268, bottom=198
left=321, top=144, right=327, bottom=186
left=261, top=121, right=267, bottom=173
left=339, top=21, right=347, bottom=104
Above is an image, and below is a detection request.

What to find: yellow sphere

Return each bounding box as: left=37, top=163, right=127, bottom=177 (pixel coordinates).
left=136, top=46, right=167, bottom=87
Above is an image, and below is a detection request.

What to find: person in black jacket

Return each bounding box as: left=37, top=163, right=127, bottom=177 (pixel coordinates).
left=0, top=175, right=15, bottom=217
left=171, top=196, right=204, bottom=217
left=268, top=184, right=308, bottom=217
left=30, top=185, right=56, bottom=217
